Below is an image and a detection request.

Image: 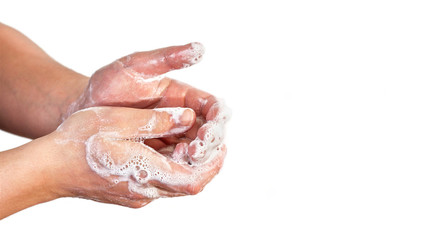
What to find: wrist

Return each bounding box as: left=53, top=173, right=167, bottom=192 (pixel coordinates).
left=0, top=135, right=63, bottom=219
left=57, top=74, right=90, bottom=122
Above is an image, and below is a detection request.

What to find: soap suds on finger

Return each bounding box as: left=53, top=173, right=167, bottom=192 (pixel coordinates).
left=188, top=100, right=231, bottom=163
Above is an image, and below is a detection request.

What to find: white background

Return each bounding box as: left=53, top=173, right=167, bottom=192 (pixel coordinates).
left=1, top=0, right=421, bottom=239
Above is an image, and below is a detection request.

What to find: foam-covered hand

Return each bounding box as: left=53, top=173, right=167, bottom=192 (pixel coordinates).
left=51, top=107, right=225, bottom=208
left=65, top=43, right=230, bottom=165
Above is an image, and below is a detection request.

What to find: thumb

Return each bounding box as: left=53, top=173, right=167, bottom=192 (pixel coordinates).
left=117, top=42, right=205, bottom=78
left=93, top=106, right=196, bottom=139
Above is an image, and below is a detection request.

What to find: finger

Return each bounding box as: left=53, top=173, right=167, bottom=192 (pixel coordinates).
left=187, top=100, right=231, bottom=162
left=205, top=102, right=222, bottom=121
left=152, top=79, right=220, bottom=119
left=180, top=85, right=227, bottom=124
left=184, top=86, right=217, bottom=116
left=188, top=123, right=221, bottom=162
left=188, top=121, right=227, bottom=162
left=188, top=125, right=220, bottom=162
left=155, top=142, right=191, bottom=165
left=154, top=80, right=223, bottom=123
left=157, top=80, right=216, bottom=115
left=117, top=42, right=205, bottom=79
left=171, top=142, right=190, bottom=164
left=185, top=115, right=205, bottom=140
left=91, top=106, right=196, bottom=139
left=153, top=144, right=226, bottom=195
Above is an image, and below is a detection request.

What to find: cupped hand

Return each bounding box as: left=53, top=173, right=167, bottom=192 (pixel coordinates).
left=65, top=43, right=230, bottom=165
left=51, top=106, right=226, bottom=208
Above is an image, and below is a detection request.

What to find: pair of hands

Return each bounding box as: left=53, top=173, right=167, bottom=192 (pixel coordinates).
left=48, top=43, right=229, bottom=208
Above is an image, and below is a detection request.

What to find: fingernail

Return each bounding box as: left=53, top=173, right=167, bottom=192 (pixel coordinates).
left=180, top=108, right=195, bottom=126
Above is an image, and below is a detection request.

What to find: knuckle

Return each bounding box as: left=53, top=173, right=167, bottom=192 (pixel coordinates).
left=163, top=50, right=179, bottom=69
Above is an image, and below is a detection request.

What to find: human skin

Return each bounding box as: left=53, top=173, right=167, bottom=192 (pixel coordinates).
left=0, top=23, right=88, bottom=138
left=0, top=23, right=222, bottom=143
left=0, top=23, right=228, bottom=218
left=0, top=106, right=226, bottom=219
left=0, top=22, right=225, bottom=161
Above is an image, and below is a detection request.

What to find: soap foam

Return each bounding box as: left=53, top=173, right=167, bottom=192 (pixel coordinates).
left=118, top=60, right=166, bottom=83
left=189, top=100, right=231, bottom=163
left=85, top=132, right=224, bottom=198
left=179, top=42, right=205, bottom=68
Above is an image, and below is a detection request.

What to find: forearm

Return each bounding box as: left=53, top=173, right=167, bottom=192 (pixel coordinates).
left=0, top=23, right=88, bottom=138
left=0, top=136, right=61, bottom=219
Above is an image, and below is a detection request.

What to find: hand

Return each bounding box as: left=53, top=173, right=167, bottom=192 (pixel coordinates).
left=65, top=43, right=230, bottom=164
left=50, top=106, right=226, bottom=208
left=65, top=42, right=206, bottom=113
